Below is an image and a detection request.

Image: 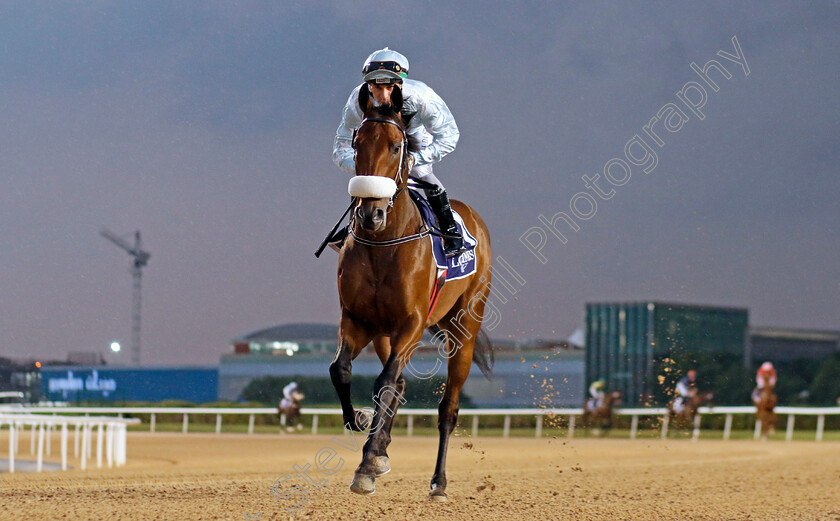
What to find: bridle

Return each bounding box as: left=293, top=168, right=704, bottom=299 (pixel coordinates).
left=350, top=116, right=432, bottom=247
left=352, top=117, right=410, bottom=203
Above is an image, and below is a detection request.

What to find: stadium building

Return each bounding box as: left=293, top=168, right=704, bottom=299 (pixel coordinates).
left=585, top=302, right=749, bottom=406
left=747, top=327, right=839, bottom=364
left=220, top=323, right=584, bottom=407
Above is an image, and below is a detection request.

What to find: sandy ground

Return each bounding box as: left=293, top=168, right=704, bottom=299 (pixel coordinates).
left=1, top=431, right=839, bottom=521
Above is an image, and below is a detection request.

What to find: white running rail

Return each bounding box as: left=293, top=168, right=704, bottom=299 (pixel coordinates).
left=11, top=405, right=840, bottom=442
left=0, top=412, right=139, bottom=473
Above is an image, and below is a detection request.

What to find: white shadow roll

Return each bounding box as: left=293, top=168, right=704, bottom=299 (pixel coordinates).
left=348, top=176, right=397, bottom=198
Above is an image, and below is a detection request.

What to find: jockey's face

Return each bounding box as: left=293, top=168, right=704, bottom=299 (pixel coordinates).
left=368, top=82, right=398, bottom=106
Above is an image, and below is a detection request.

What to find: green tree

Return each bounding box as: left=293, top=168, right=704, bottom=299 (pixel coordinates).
left=809, top=354, right=840, bottom=405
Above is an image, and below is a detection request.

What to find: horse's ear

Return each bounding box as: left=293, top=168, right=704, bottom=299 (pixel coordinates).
left=391, top=84, right=404, bottom=114
left=358, top=84, right=372, bottom=113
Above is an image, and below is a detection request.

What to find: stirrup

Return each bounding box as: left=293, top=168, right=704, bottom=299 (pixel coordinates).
left=443, top=229, right=467, bottom=258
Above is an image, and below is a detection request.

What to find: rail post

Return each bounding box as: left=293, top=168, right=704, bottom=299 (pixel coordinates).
left=97, top=423, right=104, bottom=468
left=182, top=413, right=189, bottom=434
left=150, top=413, right=156, bottom=433
left=472, top=415, right=479, bottom=438
left=248, top=414, right=255, bottom=435
left=74, top=423, right=81, bottom=457
left=816, top=414, right=825, bottom=441
left=785, top=414, right=795, bottom=442
left=311, top=414, right=319, bottom=435
left=61, top=423, right=68, bottom=470
left=568, top=415, right=575, bottom=438
left=723, top=414, right=733, bottom=440
left=503, top=415, right=511, bottom=438
left=215, top=414, right=222, bottom=434
left=630, top=415, right=639, bottom=439
left=36, top=422, right=45, bottom=472
left=535, top=415, right=543, bottom=438
left=407, top=414, right=413, bottom=437
left=8, top=423, right=15, bottom=473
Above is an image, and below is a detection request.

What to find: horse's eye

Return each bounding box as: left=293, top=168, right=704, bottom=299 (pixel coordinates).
left=393, top=144, right=402, bottom=154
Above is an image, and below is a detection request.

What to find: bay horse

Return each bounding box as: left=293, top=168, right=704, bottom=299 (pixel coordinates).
left=582, top=391, right=621, bottom=432
left=277, top=399, right=303, bottom=430
left=668, top=391, right=714, bottom=427
left=330, top=84, right=493, bottom=501
left=754, top=386, right=777, bottom=439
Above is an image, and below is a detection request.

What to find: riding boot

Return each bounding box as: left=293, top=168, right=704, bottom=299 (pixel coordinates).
left=427, top=188, right=467, bottom=258
left=328, top=226, right=348, bottom=253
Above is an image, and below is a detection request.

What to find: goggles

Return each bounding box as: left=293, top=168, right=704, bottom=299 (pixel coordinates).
left=362, top=61, right=407, bottom=77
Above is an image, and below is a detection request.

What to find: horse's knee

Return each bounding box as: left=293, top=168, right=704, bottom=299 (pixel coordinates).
left=329, top=359, right=351, bottom=386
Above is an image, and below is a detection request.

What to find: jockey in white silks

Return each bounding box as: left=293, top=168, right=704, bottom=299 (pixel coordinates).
left=673, top=369, right=697, bottom=413
left=280, top=381, right=303, bottom=411
left=332, top=47, right=466, bottom=258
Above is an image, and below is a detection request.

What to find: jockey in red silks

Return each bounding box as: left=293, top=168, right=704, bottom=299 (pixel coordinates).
left=752, top=361, right=777, bottom=404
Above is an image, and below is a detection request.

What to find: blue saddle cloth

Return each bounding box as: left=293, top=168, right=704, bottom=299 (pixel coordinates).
left=408, top=189, right=478, bottom=281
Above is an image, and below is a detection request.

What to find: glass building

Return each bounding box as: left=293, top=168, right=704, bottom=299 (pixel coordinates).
left=585, top=302, right=748, bottom=406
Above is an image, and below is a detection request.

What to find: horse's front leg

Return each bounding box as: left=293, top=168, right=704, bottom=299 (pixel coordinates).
left=349, top=323, right=420, bottom=495
left=329, top=314, right=372, bottom=431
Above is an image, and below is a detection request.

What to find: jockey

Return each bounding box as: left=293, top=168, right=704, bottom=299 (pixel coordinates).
left=588, top=379, right=606, bottom=409
left=280, top=381, right=304, bottom=410
left=674, top=369, right=697, bottom=412
left=752, top=361, right=777, bottom=404
left=333, top=47, right=466, bottom=257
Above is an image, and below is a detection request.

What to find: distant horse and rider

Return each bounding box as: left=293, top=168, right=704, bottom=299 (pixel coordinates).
left=666, top=370, right=714, bottom=437
left=277, top=381, right=305, bottom=431
left=752, top=361, right=777, bottom=439
left=322, top=49, right=494, bottom=501
left=582, top=378, right=621, bottom=433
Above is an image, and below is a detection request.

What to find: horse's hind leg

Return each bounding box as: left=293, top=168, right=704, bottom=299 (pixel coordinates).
left=330, top=316, right=372, bottom=431
left=429, top=313, right=481, bottom=501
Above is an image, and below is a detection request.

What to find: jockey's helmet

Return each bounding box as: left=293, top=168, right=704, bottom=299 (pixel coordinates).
left=363, top=47, right=409, bottom=85
left=760, top=361, right=774, bottom=372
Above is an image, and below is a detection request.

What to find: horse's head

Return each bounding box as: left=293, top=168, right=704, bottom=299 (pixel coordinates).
left=348, top=84, right=413, bottom=232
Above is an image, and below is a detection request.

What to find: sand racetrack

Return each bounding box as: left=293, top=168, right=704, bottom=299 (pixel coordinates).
left=1, top=431, right=839, bottom=520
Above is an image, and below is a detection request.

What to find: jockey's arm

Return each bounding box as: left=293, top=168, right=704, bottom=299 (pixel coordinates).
left=333, top=86, right=364, bottom=175
left=676, top=380, right=690, bottom=397
left=412, top=89, right=459, bottom=167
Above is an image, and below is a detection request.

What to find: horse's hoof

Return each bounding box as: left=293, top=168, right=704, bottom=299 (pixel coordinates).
left=373, top=456, right=390, bottom=476
left=350, top=473, right=376, bottom=495
left=429, top=489, right=448, bottom=502
left=429, top=483, right=448, bottom=502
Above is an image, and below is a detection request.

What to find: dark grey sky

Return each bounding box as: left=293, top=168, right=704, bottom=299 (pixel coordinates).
left=2, top=2, right=838, bottom=365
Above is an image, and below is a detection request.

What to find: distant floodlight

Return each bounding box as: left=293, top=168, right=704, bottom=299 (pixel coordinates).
left=110, top=342, right=121, bottom=353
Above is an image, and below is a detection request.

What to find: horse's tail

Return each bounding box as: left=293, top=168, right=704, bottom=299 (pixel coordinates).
left=472, top=327, right=494, bottom=380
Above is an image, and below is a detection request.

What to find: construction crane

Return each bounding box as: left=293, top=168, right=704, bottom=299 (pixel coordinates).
left=101, top=228, right=151, bottom=365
